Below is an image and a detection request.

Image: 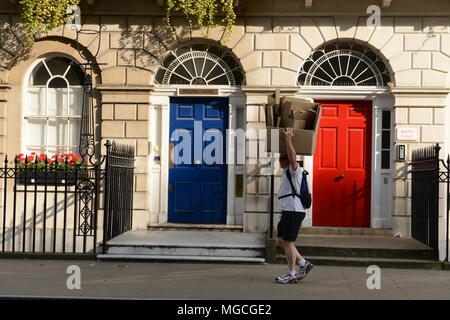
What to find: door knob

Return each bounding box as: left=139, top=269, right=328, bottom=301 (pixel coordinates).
left=194, top=160, right=201, bottom=165
left=338, top=174, right=345, bottom=179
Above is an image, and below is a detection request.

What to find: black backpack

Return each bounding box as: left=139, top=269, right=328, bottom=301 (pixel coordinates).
left=278, top=169, right=312, bottom=209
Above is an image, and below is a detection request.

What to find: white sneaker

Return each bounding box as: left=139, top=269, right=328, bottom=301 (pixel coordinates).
left=275, top=272, right=298, bottom=284
left=297, top=260, right=314, bottom=281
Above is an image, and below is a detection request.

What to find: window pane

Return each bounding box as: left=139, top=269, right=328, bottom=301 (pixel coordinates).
left=69, top=119, right=81, bottom=146
left=27, top=88, right=45, bottom=116
left=68, top=146, right=80, bottom=157
left=47, top=87, right=68, bottom=116
left=47, top=146, right=61, bottom=155
left=65, top=64, right=85, bottom=85
left=45, top=57, right=71, bottom=76
left=382, top=110, right=391, bottom=129
left=27, top=146, right=45, bottom=157
left=382, top=131, right=390, bottom=149
left=68, top=88, right=84, bottom=116
left=48, top=77, right=67, bottom=88
left=27, top=119, right=46, bottom=146
left=30, top=61, right=51, bottom=86
left=381, top=150, right=390, bottom=169
left=47, top=118, right=68, bottom=146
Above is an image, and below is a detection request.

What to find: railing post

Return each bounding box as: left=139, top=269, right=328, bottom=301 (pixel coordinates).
left=269, top=173, right=274, bottom=239
left=2, top=156, right=7, bottom=252
left=434, top=144, right=441, bottom=256
left=446, top=155, right=450, bottom=262
left=102, top=140, right=112, bottom=254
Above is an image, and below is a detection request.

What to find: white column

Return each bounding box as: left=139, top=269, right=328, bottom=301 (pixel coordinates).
left=227, top=102, right=237, bottom=225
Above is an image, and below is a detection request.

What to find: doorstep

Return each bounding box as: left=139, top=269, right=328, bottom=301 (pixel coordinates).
left=147, top=223, right=244, bottom=232
left=98, top=230, right=266, bottom=264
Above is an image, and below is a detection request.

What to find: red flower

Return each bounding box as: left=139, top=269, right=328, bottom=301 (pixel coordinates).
left=69, top=161, right=75, bottom=166
left=18, top=153, right=24, bottom=157
left=27, top=156, right=34, bottom=162
left=38, top=154, right=46, bottom=161
left=48, top=159, right=54, bottom=165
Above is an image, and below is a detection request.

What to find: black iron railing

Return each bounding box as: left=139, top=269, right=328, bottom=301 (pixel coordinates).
left=411, top=144, right=450, bottom=261
left=102, top=141, right=135, bottom=251
left=0, top=141, right=135, bottom=256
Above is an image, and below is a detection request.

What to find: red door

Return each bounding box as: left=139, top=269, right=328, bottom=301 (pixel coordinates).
left=313, top=100, right=372, bottom=227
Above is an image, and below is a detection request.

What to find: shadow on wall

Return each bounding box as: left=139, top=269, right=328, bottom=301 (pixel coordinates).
left=0, top=15, right=30, bottom=71
left=116, top=17, right=192, bottom=82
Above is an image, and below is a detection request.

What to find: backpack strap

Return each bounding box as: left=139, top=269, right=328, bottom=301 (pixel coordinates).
left=278, top=168, right=301, bottom=200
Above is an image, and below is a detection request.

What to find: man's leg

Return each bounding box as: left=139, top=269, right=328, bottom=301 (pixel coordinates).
left=277, top=238, right=295, bottom=271
left=285, top=241, right=298, bottom=272
left=294, top=246, right=303, bottom=264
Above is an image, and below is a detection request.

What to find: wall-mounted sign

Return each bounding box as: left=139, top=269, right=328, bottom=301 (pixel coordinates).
left=396, top=127, right=418, bottom=141
left=178, top=88, right=219, bottom=95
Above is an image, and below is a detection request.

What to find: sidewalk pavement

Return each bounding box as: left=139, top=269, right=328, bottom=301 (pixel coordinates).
left=0, top=259, right=449, bottom=300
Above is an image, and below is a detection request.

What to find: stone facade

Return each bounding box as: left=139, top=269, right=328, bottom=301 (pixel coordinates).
left=0, top=0, right=449, bottom=258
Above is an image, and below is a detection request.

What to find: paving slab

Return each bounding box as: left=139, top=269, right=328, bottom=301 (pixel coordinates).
left=0, top=259, right=448, bottom=300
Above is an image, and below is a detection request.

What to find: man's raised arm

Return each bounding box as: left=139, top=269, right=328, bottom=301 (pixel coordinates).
left=283, top=127, right=298, bottom=171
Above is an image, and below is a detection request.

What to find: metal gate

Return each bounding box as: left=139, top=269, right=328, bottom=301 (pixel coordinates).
left=102, top=142, right=135, bottom=247
left=0, top=140, right=135, bottom=256
left=411, top=144, right=449, bottom=261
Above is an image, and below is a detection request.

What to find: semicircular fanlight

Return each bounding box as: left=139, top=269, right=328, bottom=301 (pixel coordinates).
left=155, top=44, right=245, bottom=86
left=298, top=41, right=391, bottom=87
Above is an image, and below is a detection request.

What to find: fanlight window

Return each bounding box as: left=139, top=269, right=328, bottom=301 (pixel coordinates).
left=155, top=43, right=244, bottom=86
left=26, top=56, right=85, bottom=155
left=297, top=41, right=391, bottom=86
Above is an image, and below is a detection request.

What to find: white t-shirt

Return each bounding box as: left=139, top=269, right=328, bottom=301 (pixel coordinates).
left=278, top=165, right=305, bottom=212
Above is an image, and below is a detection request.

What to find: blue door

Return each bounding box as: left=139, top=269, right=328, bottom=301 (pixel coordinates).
left=168, top=97, right=228, bottom=224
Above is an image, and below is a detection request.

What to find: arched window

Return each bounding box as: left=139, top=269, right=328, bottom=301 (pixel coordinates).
left=155, top=43, right=244, bottom=86
left=26, top=56, right=85, bottom=155
left=297, top=41, right=391, bottom=87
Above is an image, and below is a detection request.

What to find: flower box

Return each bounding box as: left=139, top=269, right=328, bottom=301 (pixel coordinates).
left=16, top=152, right=88, bottom=185
left=17, top=170, right=88, bottom=185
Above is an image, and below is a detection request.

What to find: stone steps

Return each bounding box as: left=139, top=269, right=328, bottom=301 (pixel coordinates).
left=147, top=223, right=244, bottom=232
left=98, top=230, right=266, bottom=264
left=275, top=255, right=445, bottom=270
left=97, top=254, right=265, bottom=263
left=300, top=227, right=393, bottom=237
left=278, top=244, right=436, bottom=260
left=272, top=234, right=441, bottom=270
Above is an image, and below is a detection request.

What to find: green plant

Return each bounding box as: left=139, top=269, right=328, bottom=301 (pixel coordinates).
left=19, top=0, right=80, bottom=45
left=164, top=0, right=236, bottom=44
left=16, top=152, right=88, bottom=172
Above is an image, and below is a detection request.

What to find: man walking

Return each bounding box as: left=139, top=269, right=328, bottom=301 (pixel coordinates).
left=275, top=127, right=314, bottom=284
